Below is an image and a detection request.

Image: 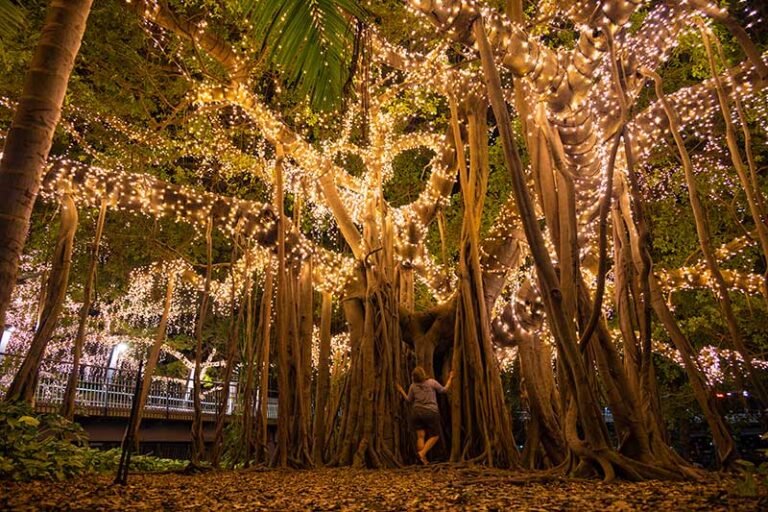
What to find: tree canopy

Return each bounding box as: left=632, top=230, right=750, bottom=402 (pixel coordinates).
left=1, top=0, right=767, bottom=479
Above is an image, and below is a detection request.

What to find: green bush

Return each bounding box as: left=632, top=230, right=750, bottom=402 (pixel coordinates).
left=0, top=402, right=93, bottom=481
left=87, top=448, right=186, bottom=473
left=730, top=434, right=768, bottom=497
left=0, top=402, right=185, bottom=481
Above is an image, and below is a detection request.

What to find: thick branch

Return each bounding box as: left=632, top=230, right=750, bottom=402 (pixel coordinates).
left=126, top=0, right=248, bottom=81
left=405, top=0, right=640, bottom=114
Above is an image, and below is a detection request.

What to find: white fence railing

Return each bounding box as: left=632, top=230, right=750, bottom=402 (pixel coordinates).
left=0, top=352, right=277, bottom=420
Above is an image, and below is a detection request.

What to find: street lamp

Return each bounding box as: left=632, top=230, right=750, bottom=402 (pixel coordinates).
left=0, top=326, right=15, bottom=364
left=108, top=342, right=128, bottom=370
left=103, top=342, right=129, bottom=408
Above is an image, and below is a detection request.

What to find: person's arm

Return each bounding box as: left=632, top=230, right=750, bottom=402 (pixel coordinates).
left=428, top=376, right=447, bottom=394
left=396, top=383, right=410, bottom=401
left=442, top=371, right=455, bottom=392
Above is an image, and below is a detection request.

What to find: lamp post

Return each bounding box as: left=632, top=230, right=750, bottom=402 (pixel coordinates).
left=184, top=366, right=208, bottom=412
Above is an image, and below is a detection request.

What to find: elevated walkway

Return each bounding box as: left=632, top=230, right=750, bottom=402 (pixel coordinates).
left=1, top=351, right=277, bottom=457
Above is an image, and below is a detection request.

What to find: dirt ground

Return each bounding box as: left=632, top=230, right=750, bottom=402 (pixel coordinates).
left=1, top=466, right=765, bottom=511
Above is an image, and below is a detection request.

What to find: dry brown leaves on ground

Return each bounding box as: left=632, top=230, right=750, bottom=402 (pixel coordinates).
left=1, top=465, right=765, bottom=511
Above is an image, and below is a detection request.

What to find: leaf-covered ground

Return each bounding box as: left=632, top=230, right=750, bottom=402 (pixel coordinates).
left=1, top=466, right=765, bottom=511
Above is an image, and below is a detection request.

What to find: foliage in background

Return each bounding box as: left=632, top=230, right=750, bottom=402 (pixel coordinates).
left=0, top=0, right=24, bottom=36
left=731, top=447, right=768, bottom=497
left=0, top=403, right=185, bottom=481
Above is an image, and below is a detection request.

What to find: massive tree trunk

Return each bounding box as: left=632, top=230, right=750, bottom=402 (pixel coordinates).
left=62, top=199, right=107, bottom=419
left=475, top=15, right=606, bottom=474
left=474, top=16, right=695, bottom=480
left=332, top=149, right=403, bottom=468
left=0, top=0, right=93, bottom=328
left=5, top=195, right=78, bottom=403
left=448, top=95, right=519, bottom=467
left=271, top=152, right=313, bottom=468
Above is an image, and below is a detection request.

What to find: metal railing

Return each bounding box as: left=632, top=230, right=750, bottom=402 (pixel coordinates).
left=0, top=352, right=277, bottom=420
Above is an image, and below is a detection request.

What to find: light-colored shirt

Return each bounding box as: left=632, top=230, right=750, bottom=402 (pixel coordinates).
left=406, top=378, right=446, bottom=412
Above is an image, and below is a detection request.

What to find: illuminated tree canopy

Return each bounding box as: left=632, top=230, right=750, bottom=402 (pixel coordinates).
left=0, top=0, right=767, bottom=480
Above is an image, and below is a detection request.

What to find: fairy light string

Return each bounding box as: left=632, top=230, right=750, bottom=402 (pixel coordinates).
left=3, top=0, right=768, bottom=383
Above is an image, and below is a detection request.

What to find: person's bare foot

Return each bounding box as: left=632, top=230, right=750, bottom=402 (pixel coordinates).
left=417, top=451, right=428, bottom=465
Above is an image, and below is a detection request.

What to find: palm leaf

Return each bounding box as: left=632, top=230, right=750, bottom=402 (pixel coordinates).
left=0, top=0, right=25, bottom=36
left=239, top=0, right=366, bottom=111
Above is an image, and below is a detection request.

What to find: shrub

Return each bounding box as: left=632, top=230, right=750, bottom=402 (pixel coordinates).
left=0, top=402, right=185, bottom=481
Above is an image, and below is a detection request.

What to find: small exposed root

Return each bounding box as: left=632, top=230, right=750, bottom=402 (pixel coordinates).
left=595, top=456, right=617, bottom=483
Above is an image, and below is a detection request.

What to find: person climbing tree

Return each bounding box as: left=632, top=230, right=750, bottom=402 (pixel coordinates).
left=396, top=367, right=454, bottom=465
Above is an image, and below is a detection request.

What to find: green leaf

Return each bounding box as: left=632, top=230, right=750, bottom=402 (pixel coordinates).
left=0, top=0, right=25, bottom=36
left=17, top=416, right=40, bottom=428
left=240, top=0, right=367, bottom=111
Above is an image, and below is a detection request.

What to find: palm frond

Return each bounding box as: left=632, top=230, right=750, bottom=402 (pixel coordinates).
left=240, top=0, right=366, bottom=111
left=0, top=0, right=25, bottom=36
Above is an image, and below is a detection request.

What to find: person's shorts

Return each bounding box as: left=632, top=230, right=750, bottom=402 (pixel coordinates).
left=411, top=406, right=441, bottom=438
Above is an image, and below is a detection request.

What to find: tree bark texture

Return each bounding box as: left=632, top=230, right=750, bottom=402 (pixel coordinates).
left=313, top=291, right=332, bottom=465
left=127, top=272, right=176, bottom=449
left=0, top=0, right=93, bottom=329
left=211, top=237, right=243, bottom=467
left=5, top=195, right=78, bottom=403
left=448, top=94, right=519, bottom=467
left=62, top=199, right=107, bottom=419
left=190, top=218, right=213, bottom=466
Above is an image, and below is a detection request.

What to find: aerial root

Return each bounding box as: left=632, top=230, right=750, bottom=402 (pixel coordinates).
left=558, top=448, right=700, bottom=482
left=401, top=452, right=702, bottom=484
left=352, top=439, right=387, bottom=469
left=378, top=445, right=403, bottom=468
left=603, top=452, right=690, bottom=481
left=595, top=455, right=617, bottom=483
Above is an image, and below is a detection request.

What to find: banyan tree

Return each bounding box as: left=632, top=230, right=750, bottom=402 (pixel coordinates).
left=0, top=0, right=767, bottom=481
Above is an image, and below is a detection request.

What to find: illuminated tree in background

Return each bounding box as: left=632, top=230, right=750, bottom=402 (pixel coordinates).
left=0, top=0, right=767, bottom=480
